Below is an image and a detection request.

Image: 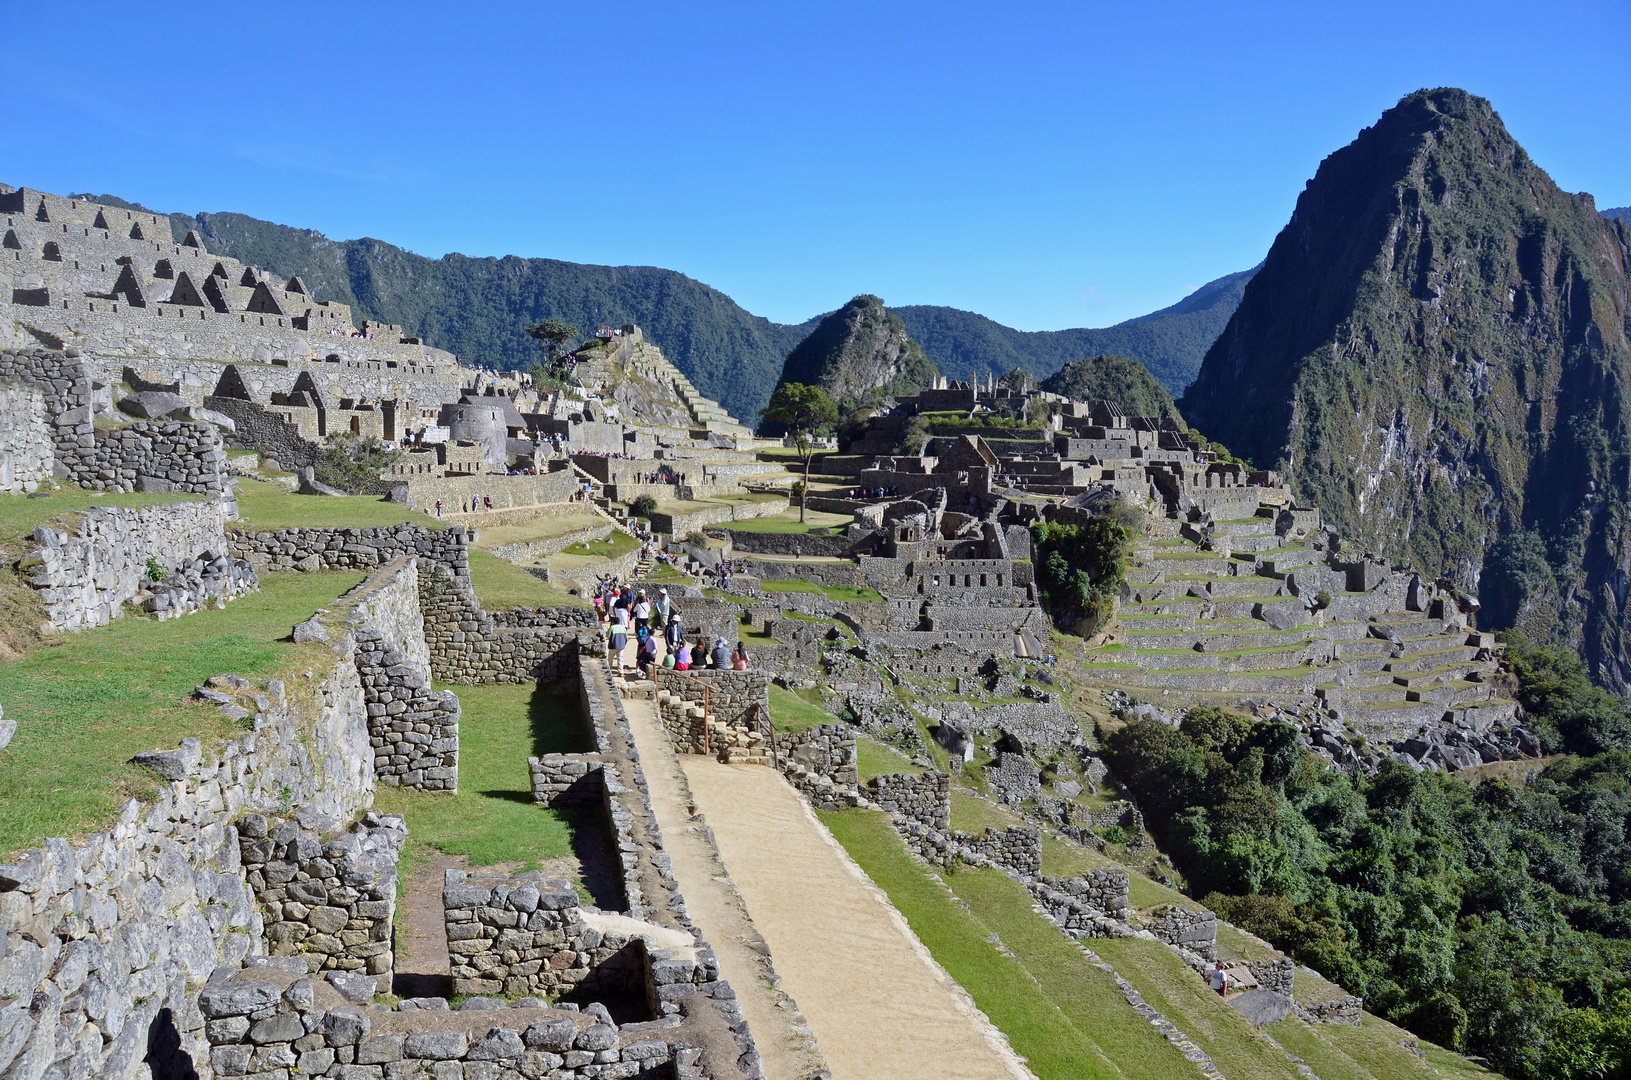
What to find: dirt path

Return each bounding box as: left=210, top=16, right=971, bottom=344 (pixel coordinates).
left=679, top=758, right=1033, bottom=1080
left=619, top=695, right=826, bottom=1080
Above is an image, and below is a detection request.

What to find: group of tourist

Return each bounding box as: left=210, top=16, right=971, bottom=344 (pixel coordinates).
left=846, top=486, right=900, bottom=500
left=592, top=577, right=750, bottom=677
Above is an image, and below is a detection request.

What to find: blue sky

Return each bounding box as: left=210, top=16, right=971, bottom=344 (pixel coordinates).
left=3, top=0, right=1625, bottom=329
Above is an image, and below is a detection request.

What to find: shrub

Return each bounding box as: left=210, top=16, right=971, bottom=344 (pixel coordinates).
left=629, top=494, right=658, bottom=519
left=145, top=556, right=165, bottom=583
left=1099, top=825, right=1129, bottom=845
left=313, top=432, right=401, bottom=494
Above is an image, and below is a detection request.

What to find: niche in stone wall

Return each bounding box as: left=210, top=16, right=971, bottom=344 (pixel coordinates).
left=2, top=229, right=19, bottom=250
left=43, top=241, right=61, bottom=261
left=153, top=258, right=172, bottom=278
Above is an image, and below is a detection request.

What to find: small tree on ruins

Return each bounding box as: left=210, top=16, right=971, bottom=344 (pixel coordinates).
left=761, top=382, right=838, bottom=524
left=525, top=319, right=580, bottom=366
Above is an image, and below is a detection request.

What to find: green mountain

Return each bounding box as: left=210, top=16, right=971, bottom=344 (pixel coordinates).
left=1604, top=206, right=1630, bottom=224
left=894, top=267, right=1255, bottom=396
left=1038, top=354, right=1177, bottom=418
left=66, top=194, right=1249, bottom=424
left=772, top=294, right=938, bottom=417
left=1178, top=88, right=1631, bottom=689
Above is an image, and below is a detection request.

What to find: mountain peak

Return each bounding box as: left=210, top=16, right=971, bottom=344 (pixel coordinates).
left=774, top=294, right=938, bottom=415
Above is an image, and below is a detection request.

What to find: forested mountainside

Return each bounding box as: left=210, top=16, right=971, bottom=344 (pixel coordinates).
left=770, top=294, right=938, bottom=418
left=1177, top=88, right=1631, bottom=690
left=1038, top=354, right=1178, bottom=418
left=1605, top=206, right=1630, bottom=224
left=895, top=266, right=1255, bottom=396
left=71, top=193, right=1241, bottom=421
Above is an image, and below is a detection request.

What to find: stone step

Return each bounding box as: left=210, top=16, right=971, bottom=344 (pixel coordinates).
left=1259, top=550, right=1321, bottom=575
left=1125, top=568, right=1167, bottom=585
left=1384, top=644, right=1482, bottom=672
left=1118, top=614, right=1198, bottom=632
left=1122, top=626, right=1309, bottom=651
left=1212, top=519, right=1277, bottom=538
left=1153, top=555, right=1232, bottom=574
left=1207, top=577, right=1291, bottom=599
left=1129, top=642, right=1315, bottom=672
left=1407, top=681, right=1497, bottom=707
left=1106, top=669, right=1321, bottom=694
left=1225, top=534, right=1287, bottom=554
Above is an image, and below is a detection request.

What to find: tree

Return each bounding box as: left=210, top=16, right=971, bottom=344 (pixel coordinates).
left=761, top=383, right=838, bottom=523
left=525, top=319, right=579, bottom=364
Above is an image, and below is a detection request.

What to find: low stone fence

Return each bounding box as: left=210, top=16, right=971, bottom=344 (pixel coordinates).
left=239, top=810, right=406, bottom=993
left=230, top=521, right=470, bottom=577
left=748, top=557, right=864, bottom=588
left=1144, top=904, right=1218, bottom=961
left=1030, top=872, right=1135, bottom=937
left=649, top=496, right=788, bottom=537
left=715, top=528, right=855, bottom=557
left=339, top=558, right=461, bottom=790
left=864, top=771, right=951, bottom=831
left=777, top=724, right=859, bottom=809
left=959, top=825, right=1041, bottom=877
left=489, top=521, right=617, bottom=563
left=420, top=562, right=600, bottom=684
left=21, top=495, right=252, bottom=632
left=200, top=966, right=701, bottom=1080
left=528, top=755, right=606, bottom=808
left=1248, top=958, right=1295, bottom=997
left=1297, top=996, right=1363, bottom=1026
left=396, top=467, right=579, bottom=516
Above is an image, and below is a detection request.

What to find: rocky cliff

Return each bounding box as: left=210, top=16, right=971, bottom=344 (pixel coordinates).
left=775, top=294, right=938, bottom=412
left=1179, top=88, right=1631, bottom=688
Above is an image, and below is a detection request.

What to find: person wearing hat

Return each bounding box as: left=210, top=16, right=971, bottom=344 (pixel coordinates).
left=664, top=612, right=685, bottom=651
left=654, top=587, right=673, bottom=624
left=711, top=636, right=731, bottom=670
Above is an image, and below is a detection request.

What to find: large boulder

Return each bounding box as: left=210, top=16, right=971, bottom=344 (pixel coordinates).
left=1258, top=600, right=1305, bottom=631
left=117, top=391, right=186, bottom=419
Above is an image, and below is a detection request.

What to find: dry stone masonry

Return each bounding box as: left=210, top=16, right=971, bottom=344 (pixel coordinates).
left=238, top=810, right=405, bottom=993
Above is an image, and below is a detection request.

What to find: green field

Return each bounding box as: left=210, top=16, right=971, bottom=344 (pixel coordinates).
left=374, top=680, right=591, bottom=881
left=0, top=570, right=364, bottom=857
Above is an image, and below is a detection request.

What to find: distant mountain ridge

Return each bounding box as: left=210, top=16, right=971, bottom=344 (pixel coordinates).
left=66, top=192, right=1252, bottom=420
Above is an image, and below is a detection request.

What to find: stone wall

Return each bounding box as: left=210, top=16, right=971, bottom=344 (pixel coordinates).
left=0, top=636, right=374, bottom=1079
left=1029, top=872, right=1134, bottom=937
left=716, top=528, right=855, bottom=558
left=648, top=496, right=787, bottom=537
left=490, top=521, right=617, bottom=563
left=238, top=811, right=406, bottom=993
left=395, top=467, right=579, bottom=516
left=1297, top=996, right=1363, bottom=1026
left=653, top=669, right=770, bottom=758
left=958, top=825, right=1041, bottom=877
left=746, top=558, right=864, bottom=588
left=21, top=494, right=253, bottom=632
left=200, top=966, right=708, bottom=1079
left=80, top=420, right=226, bottom=494
left=528, top=755, right=605, bottom=809
left=863, top=771, right=951, bottom=832
left=443, top=870, right=720, bottom=1004
left=1247, top=958, right=1295, bottom=997
left=204, top=393, right=319, bottom=470
left=1144, top=904, right=1218, bottom=961
left=776, top=724, right=859, bottom=810
left=419, top=562, right=599, bottom=685
left=0, top=381, right=51, bottom=492
left=230, top=522, right=470, bottom=578
left=339, top=558, right=461, bottom=790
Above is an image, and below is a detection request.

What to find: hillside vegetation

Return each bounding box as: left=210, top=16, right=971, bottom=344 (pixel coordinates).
left=770, top=294, right=938, bottom=418
left=1039, top=354, right=1179, bottom=418
left=1176, top=88, right=1631, bottom=692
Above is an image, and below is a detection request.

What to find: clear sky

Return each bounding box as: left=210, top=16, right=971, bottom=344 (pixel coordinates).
left=3, top=0, right=1625, bottom=330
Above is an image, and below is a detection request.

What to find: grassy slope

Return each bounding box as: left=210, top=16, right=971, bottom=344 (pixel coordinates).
left=823, top=808, right=1191, bottom=1080
left=466, top=549, right=583, bottom=610
left=373, top=680, right=586, bottom=879
left=766, top=685, right=834, bottom=732
left=0, top=570, right=363, bottom=857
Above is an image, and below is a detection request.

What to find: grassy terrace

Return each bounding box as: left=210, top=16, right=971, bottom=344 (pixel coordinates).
left=232, top=480, right=428, bottom=531
left=823, top=809, right=1191, bottom=1080
left=0, top=569, right=364, bottom=857
left=715, top=507, right=853, bottom=534
left=374, top=680, right=591, bottom=886
left=760, top=579, right=882, bottom=603
left=766, top=684, right=833, bottom=732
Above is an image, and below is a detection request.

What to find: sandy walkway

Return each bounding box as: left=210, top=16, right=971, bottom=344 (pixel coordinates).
left=680, top=757, right=1032, bottom=1080
left=619, top=694, right=825, bottom=1080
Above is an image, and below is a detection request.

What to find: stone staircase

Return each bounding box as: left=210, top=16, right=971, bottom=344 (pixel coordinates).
left=1085, top=514, right=1517, bottom=740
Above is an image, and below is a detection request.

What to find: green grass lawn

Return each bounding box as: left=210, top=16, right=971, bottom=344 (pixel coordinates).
left=557, top=532, right=638, bottom=559
left=1091, top=935, right=1302, bottom=1080
left=0, top=570, right=364, bottom=857
left=466, top=549, right=585, bottom=610
left=373, top=680, right=588, bottom=878
left=759, top=579, right=882, bottom=603
left=716, top=508, right=853, bottom=534
left=0, top=488, right=204, bottom=550
left=231, top=480, right=432, bottom=531
left=822, top=809, right=1189, bottom=1080
left=470, top=514, right=605, bottom=549
left=766, top=684, right=834, bottom=732
left=857, top=736, right=921, bottom=779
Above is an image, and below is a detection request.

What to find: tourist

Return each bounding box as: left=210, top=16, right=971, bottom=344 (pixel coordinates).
left=733, top=641, right=750, bottom=671
left=665, top=613, right=684, bottom=650
left=637, top=632, right=659, bottom=675
left=609, top=606, right=629, bottom=674
left=434, top=499, right=443, bottom=518
left=673, top=640, right=692, bottom=670
left=654, top=587, right=673, bottom=623
left=1208, top=963, right=1230, bottom=997
left=711, top=637, right=731, bottom=670
left=634, top=590, right=652, bottom=630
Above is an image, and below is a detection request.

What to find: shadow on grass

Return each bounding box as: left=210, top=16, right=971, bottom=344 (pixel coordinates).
left=530, top=679, right=596, bottom=755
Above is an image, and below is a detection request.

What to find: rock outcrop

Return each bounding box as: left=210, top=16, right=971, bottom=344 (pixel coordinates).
left=770, top=294, right=938, bottom=417
left=1179, top=88, right=1631, bottom=688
